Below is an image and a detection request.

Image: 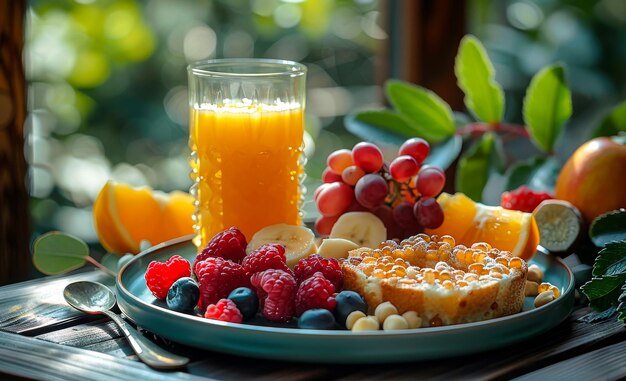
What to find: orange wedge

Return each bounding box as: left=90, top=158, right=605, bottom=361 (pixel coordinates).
left=425, top=192, right=539, bottom=260
left=93, top=180, right=195, bottom=254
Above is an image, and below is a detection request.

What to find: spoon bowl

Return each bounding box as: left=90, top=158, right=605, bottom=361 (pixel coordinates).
left=63, top=280, right=189, bottom=369
left=63, top=281, right=116, bottom=314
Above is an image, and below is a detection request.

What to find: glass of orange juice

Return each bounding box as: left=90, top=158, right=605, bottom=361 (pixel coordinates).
left=187, top=59, right=307, bottom=247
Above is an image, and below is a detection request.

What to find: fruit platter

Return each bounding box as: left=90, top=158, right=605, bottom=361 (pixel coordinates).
left=106, top=135, right=582, bottom=363
left=116, top=235, right=574, bottom=363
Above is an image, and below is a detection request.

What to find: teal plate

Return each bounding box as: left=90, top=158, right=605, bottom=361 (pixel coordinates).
left=116, top=236, right=575, bottom=364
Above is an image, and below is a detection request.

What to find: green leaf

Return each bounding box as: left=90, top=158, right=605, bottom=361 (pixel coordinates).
left=523, top=65, right=572, bottom=153
left=454, top=35, right=504, bottom=123
left=455, top=133, right=495, bottom=202
left=347, top=111, right=417, bottom=146
left=582, top=240, right=626, bottom=313
left=504, top=156, right=560, bottom=192
left=385, top=80, right=455, bottom=143
left=32, top=232, right=89, bottom=275
left=345, top=113, right=462, bottom=171
left=618, top=287, right=626, bottom=322
left=589, top=210, right=626, bottom=248
left=578, top=305, right=617, bottom=323
left=591, top=241, right=626, bottom=277
left=424, top=135, right=463, bottom=170
left=593, top=101, right=626, bottom=138
left=581, top=273, right=626, bottom=311
left=606, top=258, right=626, bottom=277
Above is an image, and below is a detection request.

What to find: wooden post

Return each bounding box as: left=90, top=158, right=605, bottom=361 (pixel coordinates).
left=0, top=0, right=30, bottom=284
left=382, top=0, right=465, bottom=110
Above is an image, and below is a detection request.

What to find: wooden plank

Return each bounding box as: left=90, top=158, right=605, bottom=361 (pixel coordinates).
left=512, top=341, right=626, bottom=381
left=186, top=353, right=335, bottom=380
left=0, top=271, right=113, bottom=335
left=0, top=331, right=208, bottom=381
left=185, top=308, right=625, bottom=380
left=36, top=319, right=124, bottom=346
left=425, top=308, right=626, bottom=380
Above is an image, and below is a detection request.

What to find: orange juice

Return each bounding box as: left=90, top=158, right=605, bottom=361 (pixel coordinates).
left=189, top=103, right=304, bottom=246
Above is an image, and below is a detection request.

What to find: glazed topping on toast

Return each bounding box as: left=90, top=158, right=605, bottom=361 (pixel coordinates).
left=345, top=233, right=527, bottom=289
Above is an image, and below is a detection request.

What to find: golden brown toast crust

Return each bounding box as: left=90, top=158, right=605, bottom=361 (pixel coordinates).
left=341, top=234, right=528, bottom=327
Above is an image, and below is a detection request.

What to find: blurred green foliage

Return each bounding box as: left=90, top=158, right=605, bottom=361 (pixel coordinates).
left=26, top=0, right=383, bottom=245
left=472, top=0, right=626, bottom=153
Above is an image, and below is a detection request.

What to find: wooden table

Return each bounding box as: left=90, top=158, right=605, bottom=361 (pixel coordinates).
left=0, top=268, right=624, bottom=381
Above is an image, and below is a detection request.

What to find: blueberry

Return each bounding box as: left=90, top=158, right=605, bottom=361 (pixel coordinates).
left=227, top=287, right=259, bottom=320
left=297, top=309, right=336, bottom=330
left=166, top=277, right=199, bottom=313
left=334, top=290, right=368, bottom=326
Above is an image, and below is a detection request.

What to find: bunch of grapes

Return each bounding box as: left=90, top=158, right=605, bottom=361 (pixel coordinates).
left=314, top=138, right=446, bottom=240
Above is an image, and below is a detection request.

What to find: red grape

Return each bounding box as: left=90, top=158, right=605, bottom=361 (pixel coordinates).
left=354, top=174, right=388, bottom=209
left=401, top=223, right=423, bottom=238
left=314, top=183, right=330, bottom=202
left=399, top=138, right=430, bottom=164
left=352, top=142, right=384, bottom=173
left=372, top=204, right=401, bottom=240
left=322, top=167, right=343, bottom=183
left=413, top=197, right=444, bottom=229
left=346, top=198, right=369, bottom=212
left=392, top=202, right=418, bottom=229
left=316, top=182, right=354, bottom=217
left=341, top=165, right=365, bottom=186
left=389, top=155, right=420, bottom=182
left=416, top=166, right=445, bottom=197
left=327, top=149, right=354, bottom=174
left=315, top=215, right=340, bottom=236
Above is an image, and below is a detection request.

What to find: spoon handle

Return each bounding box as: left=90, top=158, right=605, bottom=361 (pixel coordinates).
left=103, top=310, right=189, bottom=369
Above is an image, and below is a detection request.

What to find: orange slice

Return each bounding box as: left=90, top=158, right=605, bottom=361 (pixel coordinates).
left=425, top=192, right=539, bottom=260
left=93, top=181, right=195, bottom=254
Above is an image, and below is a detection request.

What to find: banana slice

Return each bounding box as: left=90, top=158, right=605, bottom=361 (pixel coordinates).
left=317, top=238, right=359, bottom=259
left=330, top=212, right=386, bottom=248
left=247, top=224, right=316, bottom=268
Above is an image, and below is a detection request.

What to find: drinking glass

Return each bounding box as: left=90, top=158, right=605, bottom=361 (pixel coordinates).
left=188, top=59, right=307, bottom=247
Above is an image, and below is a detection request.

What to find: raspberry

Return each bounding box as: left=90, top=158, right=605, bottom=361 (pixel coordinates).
left=204, top=299, right=243, bottom=323
left=293, top=254, right=343, bottom=290
left=194, top=227, right=247, bottom=273
left=295, top=272, right=336, bottom=316
left=196, top=257, right=249, bottom=310
left=242, top=244, right=291, bottom=276
left=501, top=186, right=553, bottom=213
left=250, top=269, right=296, bottom=322
left=145, top=255, right=191, bottom=300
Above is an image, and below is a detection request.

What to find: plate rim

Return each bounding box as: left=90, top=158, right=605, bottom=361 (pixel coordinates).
left=116, top=235, right=576, bottom=338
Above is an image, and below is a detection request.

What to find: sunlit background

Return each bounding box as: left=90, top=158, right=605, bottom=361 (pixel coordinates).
left=25, top=0, right=384, bottom=245
left=25, top=0, right=626, bottom=250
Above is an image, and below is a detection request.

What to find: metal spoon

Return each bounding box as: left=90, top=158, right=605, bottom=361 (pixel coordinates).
left=63, top=280, right=189, bottom=369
